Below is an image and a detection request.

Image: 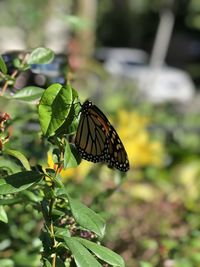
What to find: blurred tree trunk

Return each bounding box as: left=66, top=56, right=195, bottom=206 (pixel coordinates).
left=150, top=9, right=175, bottom=67
left=150, top=0, right=175, bottom=67
left=76, top=0, right=97, bottom=61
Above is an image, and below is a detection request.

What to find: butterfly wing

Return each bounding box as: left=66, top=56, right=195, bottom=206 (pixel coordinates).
left=105, top=124, right=129, bottom=172
left=75, top=103, right=107, bottom=162
left=75, top=100, right=129, bottom=172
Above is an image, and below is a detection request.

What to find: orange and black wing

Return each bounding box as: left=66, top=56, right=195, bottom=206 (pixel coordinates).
left=75, top=101, right=108, bottom=162
left=75, top=100, right=129, bottom=172
left=104, top=124, right=129, bottom=172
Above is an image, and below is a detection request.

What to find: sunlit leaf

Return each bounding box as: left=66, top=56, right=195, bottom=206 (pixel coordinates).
left=54, top=227, right=71, bottom=239
left=38, top=83, right=73, bottom=137
left=67, top=194, right=106, bottom=238
left=27, top=47, right=54, bottom=64
left=4, top=149, right=31, bottom=170
left=54, top=88, right=80, bottom=135
left=12, top=86, right=44, bottom=101
left=64, top=237, right=101, bottom=267
left=140, top=261, right=154, bottom=267
left=75, top=237, right=125, bottom=267
left=0, top=205, right=8, bottom=223
left=0, top=55, right=7, bottom=74
left=0, top=259, right=14, bottom=267
left=63, top=141, right=80, bottom=169
left=43, top=259, right=52, bottom=267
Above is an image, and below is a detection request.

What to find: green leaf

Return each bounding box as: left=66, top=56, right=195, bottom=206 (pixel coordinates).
left=52, top=208, right=65, bottom=217
left=72, top=87, right=79, bottom=99
left=43, top=259, right=52, bottom=267
left=0, top=259, right=14, bottom=267
left=64, top=15, right=90, bottom=31
left=0, top=197, right=22, bottom=205
left=4, top=149, right=31, bottom=170
left=0, top=171, right=43, bottom=195
left=66, top=89, right=80, bottom=133
left=64, top=141, right=80, bottom=169
left=55, top=87, right=80, bottom=136
left=27, top=47, right=54, bottom=64
left=13, top=58, right=22, bottom=69
left=75, top=238, right=125, bottom=267
left=12, top=86, right=44, bottom=101
left=67, top=195, right=106, bottom=238
left=21, top=190, right=43, bottom=202
left=0, top=55, right=7, bottom=74
left=55, top=258, right=65, bottom=267
left=38, top=83, right=73, bottom=137
left=0, top=205, right=8, bottom=223
left=140, top=261, right=154, bottom=267
left=55, top=103, right=79, bottom=135
left=64, top=237, right=102, bottom=267
left=54, top=227, right=71, bottom=239
left=0, top=158, right=22, bottom=176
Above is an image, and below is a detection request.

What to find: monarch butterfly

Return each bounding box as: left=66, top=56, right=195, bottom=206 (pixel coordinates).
left=75, top=100, right=129, bottom=172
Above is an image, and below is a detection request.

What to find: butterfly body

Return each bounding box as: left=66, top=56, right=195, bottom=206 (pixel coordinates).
left=75, top=100, right=129, bottom=172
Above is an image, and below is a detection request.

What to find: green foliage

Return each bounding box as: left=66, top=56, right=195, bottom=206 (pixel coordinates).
left=38, top=83, right=73, bottom=137
left=1, top=45, right=200, bottom=267
left=0, top=47, right=125, bottom=267
left=0, top=55, right=7, bottom=74
left=0, top=205, right=8, bottom=223
left=64, top=237, right=102, bottom=267
left=75, top=237, right=125, bottom=266
left=12, top=86, right=44, bottom=102
left=63, top=141, right=80, bottom=169
left=0, top=171, right=43, bottom=195
left=4, top=149, right=31, bottom=170
left=63, top=236, right=125, bottom=267
left=67, top=194, right=106, bottom=238
left=27, top=47, right=54, bottom=65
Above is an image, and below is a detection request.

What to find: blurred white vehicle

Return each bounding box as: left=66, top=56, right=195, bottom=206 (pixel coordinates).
left=125, top=66, right=195, bottom=103
left=96, top=47, right=148, bottom=73
left=96, top=47, right=195, bottom=103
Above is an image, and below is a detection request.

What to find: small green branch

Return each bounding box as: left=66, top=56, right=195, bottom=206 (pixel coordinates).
left=0, top=54, right=29, bottom=96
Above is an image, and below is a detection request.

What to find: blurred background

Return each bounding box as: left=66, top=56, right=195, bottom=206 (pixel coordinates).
left=1, top=0, right=200, bottom=267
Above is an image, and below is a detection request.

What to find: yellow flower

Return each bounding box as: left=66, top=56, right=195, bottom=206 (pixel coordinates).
left=173, top=161, right=200, bottom=202
left=116, top=110, right=164, bottom=168
left=47, top=110, right=164, bottom=178
left=47, top=151, right=93, bottom=182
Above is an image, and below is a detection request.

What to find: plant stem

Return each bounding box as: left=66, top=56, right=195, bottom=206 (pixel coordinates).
left=0, top=72, right=5, bottom=78
left=0, top=69, right=18, bottom=96
left=49, top=197, right=57, bottom=267
left=52, top=253, right=56, bottom=267
left=0, top=53, right=28, bottom=96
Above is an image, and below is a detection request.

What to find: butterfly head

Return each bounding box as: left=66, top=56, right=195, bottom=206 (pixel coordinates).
left=83, top=100, right=93, bottom=107
left=81, top=100, right=93, bottom=113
